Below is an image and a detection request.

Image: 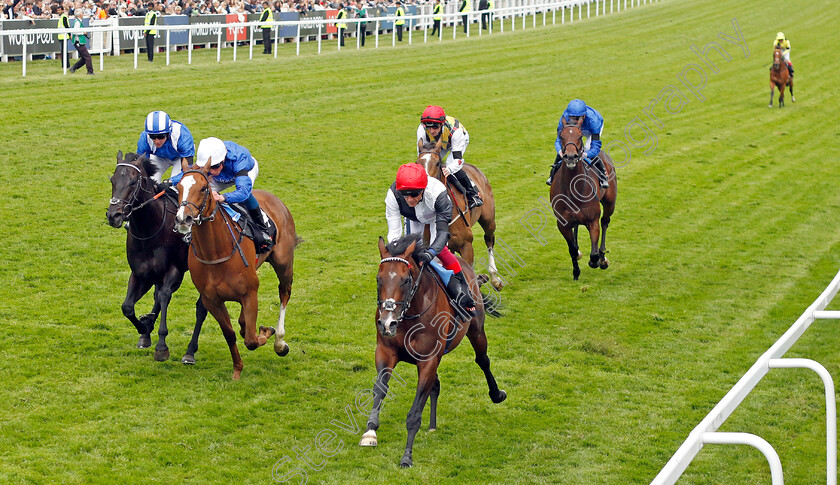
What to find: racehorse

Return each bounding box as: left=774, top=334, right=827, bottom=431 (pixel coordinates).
left=769, top=47, right=794, bottom=108
left=106, top=151, right=207, bottom=363
left=173, top=159, right=300, bottom=379
left=359, top=233, right=506, bottom=468
left=416, top=139, right=504, bottom=291
left=550, top=121, right=617, bottom=280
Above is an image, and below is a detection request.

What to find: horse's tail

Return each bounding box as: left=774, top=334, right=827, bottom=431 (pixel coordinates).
left=294, top=235, right=304, bottom=248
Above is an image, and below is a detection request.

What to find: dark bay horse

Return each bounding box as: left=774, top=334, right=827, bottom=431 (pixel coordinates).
left=174, top=159, right=299, bottom=379
left=106, top=151, right=207, bottom=363
left=770, top=47, right=794, bottom=108
left=416, top=139, right=504, bottom=291
left=550, top=122, right=617, bottom=280
left=359, top=233, right=506, bottom=468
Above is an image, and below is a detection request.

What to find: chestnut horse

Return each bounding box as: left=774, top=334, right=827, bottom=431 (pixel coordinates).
left=106, top=151, right=207, bottom=363
left=359, top=233, right=506, bottom=468
left=416, top=139, right=504, bottom=291
left=769, top=47, right=794, bottom=108
left=174, top=159, right=299, bottom=379
left=550, top=121, right=617, bottom=280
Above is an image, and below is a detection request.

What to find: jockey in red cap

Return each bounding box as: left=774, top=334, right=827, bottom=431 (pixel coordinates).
left=385, top=163, right=477, bottom=315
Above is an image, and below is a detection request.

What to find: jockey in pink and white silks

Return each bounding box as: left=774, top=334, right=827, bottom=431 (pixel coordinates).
left=416, top=105, right=483, bottom=209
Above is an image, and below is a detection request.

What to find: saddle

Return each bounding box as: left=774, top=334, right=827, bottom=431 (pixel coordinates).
left=226, top=203, right=278, bottom=248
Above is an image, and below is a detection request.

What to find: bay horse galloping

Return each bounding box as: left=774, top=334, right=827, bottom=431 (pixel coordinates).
left=770, top=47, right=794, bottom=108
left=359, top=234, right=506, bottom=468
left=416, top=139, right=504, bottom=291
left=550, top=121, right=617, bottom=280
left=174, top=159, right=299, bottom=379
left=106, top=151, right=207, bottom=363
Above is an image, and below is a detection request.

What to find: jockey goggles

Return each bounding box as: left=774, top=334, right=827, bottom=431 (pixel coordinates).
left=424, top=122, right=442, bottom=129
left=399, top=189, right=423, bottom=198
left=149, top=133, right=168, bottom=140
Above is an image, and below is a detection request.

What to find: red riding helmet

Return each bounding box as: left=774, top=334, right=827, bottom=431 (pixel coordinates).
left=395, top=164, right=428, bottom=191
left=421, top=105, right=446, bottom=124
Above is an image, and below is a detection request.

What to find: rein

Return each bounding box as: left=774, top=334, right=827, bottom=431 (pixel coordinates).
left=110, top=162, right=169, bottom=241
left=420, top=153, right=472, bottom=227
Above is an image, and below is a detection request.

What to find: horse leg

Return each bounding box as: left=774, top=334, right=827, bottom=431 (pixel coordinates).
left=360, top=350, right=400, bottom=447
left=400, top=362, right=439, bottom=468
left=182, top=296, right=208, bottom=365
left=203, top=298, right=244, bottom=380
left=779, top=85, right=785, bottom=108
left=122, top=273, right=154, bottom=349
left=152, top=268, right=185, bottom=362
left=428, top=374, right=441, bottom=431
left=467, top=321, right=507, bottom=403
left=598, top=211, right=612, bottom=269
left=239, top=291, right=268, bottom=351
left=789, top=78, right=795, bottom=102
left=559, top=224, right=581, bottom=280
left=769, top=84, right=775, bottom=108
left=587, top=221, right=601, bottom=269
left=273, top=262, right=293, bottom=357
left=480, top=218, right=504, bottom=291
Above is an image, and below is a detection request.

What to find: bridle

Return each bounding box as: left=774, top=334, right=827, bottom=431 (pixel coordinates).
left=109, top=162, right=169, bottom=240
left=377, top=256, right=432, bottom=323
left=178, top=169, right=220, bottom=226
left=560, top=125, right=584, bottom=160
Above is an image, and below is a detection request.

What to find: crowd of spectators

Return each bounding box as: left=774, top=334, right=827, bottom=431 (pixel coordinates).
left=2, top=0, right=441, bottom=21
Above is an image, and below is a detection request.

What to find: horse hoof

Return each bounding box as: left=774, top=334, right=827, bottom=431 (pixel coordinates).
left=792, top=97, right=796, bottom=102
left=181, top=354, right=196, bottom=365
left=137, top=335, right=152, bottom=349
left=275, top=342, right=290, bottom=357
left=232, top=369, right=242, bottom=380
left=588, top=260, right=599, bottom=269
left=400, top=458, right=413, bottom=468
left=600, top=258, right=610, bottom=270
left=154, top=349, right=170, bottom=362
left=768, top=104, right=773, bottom=108
left=492, top=389, right=507, bottom=404
left=576, top=250, right=582, bottom=261
left=359, top=430, right=378, bottom=447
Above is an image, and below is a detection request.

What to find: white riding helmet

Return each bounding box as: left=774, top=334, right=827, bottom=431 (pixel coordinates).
left=196, top=137, right=227, bottom=168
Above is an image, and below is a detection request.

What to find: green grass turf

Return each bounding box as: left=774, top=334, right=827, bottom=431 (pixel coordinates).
left=1, top=0, right=840, bottom=482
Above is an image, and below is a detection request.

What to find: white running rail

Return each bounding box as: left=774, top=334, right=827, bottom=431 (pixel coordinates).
left=652, top=269, right=840, bottom=484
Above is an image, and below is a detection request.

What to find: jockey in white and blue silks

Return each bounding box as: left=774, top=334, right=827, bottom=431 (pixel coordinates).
left=137, top=111, right=195, bottom=183
left=547, top=99, right=610, bottom=188
left=169, top=137, right=273, bottom=253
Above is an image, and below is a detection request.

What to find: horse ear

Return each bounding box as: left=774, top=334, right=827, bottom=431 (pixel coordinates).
left=435, top=136, right=443, bottom=152
left=576, top=116, right=584, bottom=127
left=404, top=240, right=417, bottom=259
left=201, top=158, right=212, bottom=173
left=181, top=157, right=190, bottom=173
left=417, top=138, right=424, bottom=151
left=378, top=236, right=388, bottom=258
left=117, top=150, right=123, bottom=163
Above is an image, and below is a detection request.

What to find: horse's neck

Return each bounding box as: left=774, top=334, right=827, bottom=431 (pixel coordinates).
left=191, top=203, right=234, bottom=256
left=128, top=187, right=167, bottom=238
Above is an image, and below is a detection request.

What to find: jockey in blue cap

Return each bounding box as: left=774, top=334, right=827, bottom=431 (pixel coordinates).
left=137, top=111, right=195, bottom=183
left=167, top=137, right=273, bottom=253
left=547, top=99, right=609, bottom=188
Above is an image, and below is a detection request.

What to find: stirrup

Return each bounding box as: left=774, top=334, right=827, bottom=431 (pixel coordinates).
left=469, top=195, right=484, bottom=208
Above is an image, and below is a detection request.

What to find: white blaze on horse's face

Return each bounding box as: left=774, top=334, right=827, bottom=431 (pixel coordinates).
left=419, top=153, right=434, bottom=174
left=175, top=175, right=198, bottom=234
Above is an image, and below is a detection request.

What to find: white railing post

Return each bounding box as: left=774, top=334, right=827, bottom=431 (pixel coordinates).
left=166, top=29, right=170, bottom=66
left=188, top=27, right=192, bottom=64
left=22, top=40, right=27, bottom=77
left=701, top=433, right=784, bottom=485
left=296, top=24, right=301, bottom=56
left=375, top=20, right=380, bottom=47
left=318, top=24, right=322, bottom=54
left=217, top=30, right=222, bottom=62
left=134, top=32, right=139, bottom=69
left=274, top=25, right=279, bottom=58
left=769, top=358, right=837, bottom=485
left=249, top=24, right=254, bottom=59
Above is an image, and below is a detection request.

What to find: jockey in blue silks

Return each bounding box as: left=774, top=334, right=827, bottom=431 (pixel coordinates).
left=137, top=111, right=195, bottom=183
left=547, top=99, right=610, bottom=189
left=167, top=137, right=273, bottom=253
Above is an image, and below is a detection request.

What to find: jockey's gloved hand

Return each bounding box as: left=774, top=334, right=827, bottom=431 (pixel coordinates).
left=154, top=180, right=172, bottom=192
left=415, top=249, right=435, bottom=266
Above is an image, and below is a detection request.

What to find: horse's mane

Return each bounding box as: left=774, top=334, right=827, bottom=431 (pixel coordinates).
left=385, top=233, right=426, bottom=258
left=123, top=152, right=159, bottom=179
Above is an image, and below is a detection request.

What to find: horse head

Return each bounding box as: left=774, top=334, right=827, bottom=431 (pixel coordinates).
left=174, top=157, right=214, bottom=235
left=558, top=121, right=585, bottom=170
left=773, top=47, right=782, bottom=69
left=416, top=137, right=444, bottom=179
left=376, top=234, right=423, bottom=337
left=107, top=151, right=155, bottom=228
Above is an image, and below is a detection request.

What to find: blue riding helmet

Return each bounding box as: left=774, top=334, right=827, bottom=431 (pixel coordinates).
left=145, top=111, right=172, bottom=135
left=565, top=99, right=587, bottom=117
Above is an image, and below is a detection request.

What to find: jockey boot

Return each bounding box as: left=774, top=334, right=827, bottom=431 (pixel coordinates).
left=591, top=157, right=610, bottom=189
left=546, top=163, right=560, bottom=186
left=447, top=271, right=477, bottom=317
left=787, top=63, right=794, bottom=77
left=454, top=169, right=483, bottom=208
left=248, top=207, right=274, bottom=254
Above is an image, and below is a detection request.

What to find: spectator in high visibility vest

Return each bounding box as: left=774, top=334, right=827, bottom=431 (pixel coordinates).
left=459, top=0, right=469, bottom=33
left=259, top=1, right=273, bottom=54
left=395, top=1, right=405, bottom=42
left=430, top=0, right=441, bottom=37
left=336, top=2, right=347, bottom=46
left=55, top=4, right=70, bottom=69
left=68, top=7, right=94, bottom=74
left=144, top=2, right=160, bottom=62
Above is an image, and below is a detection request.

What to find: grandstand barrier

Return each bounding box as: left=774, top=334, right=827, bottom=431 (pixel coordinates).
left=651, top=269, right=840, bottom=485
left=0, top=0, right=660, bottom=77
